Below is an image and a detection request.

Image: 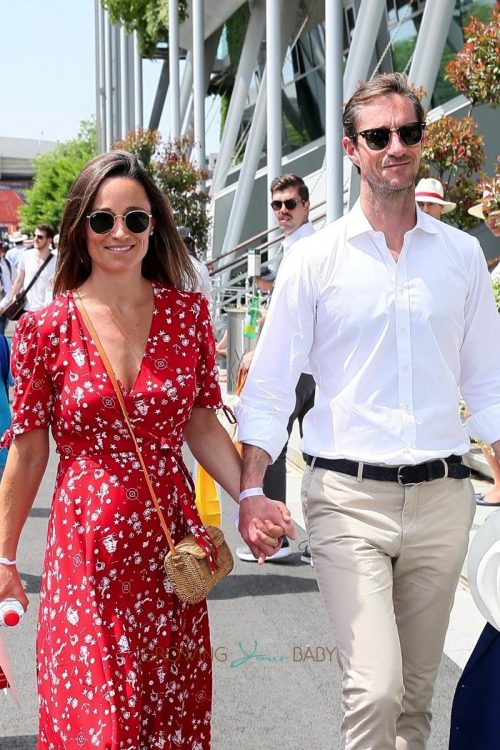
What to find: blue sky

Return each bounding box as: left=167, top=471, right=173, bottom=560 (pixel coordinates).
left=1, top=0, right=220, bottom=150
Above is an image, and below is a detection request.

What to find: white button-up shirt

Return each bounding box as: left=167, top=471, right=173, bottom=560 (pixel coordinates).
left=236, top=201, right=500, bottom=465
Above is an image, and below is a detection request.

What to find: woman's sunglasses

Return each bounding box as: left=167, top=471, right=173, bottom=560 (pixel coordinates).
left=270, top=198, right=305, bottom=211
left=87, top=210, right=153, bottom=235
left=355, top=122, right=426, bottom=151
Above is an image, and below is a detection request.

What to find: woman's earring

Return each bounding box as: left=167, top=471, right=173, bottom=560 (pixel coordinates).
left=150, top=230, right=154, bottom=236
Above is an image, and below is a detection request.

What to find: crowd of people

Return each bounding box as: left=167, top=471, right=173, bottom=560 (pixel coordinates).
left=0, top=71, right=498, bottom=749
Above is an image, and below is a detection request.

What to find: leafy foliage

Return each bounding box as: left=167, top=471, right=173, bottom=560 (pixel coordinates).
left=445, top=6, right=500, bottom=107
left=155, top=137, right=211, bottom=251
left=115, top=131, right=211, bottom=252
left=19, top=120, right=97, bottom=233
left=419, top=115, right=485, bottom=229
left=101, top=0, right=188, bottom=56
left=113, top=128, right=161, bottom=174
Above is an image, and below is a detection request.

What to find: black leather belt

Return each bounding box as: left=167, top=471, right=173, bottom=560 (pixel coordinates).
left=304, top=455, right=470, bottom=485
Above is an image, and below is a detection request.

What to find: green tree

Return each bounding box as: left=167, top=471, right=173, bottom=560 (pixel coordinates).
left=418, top=115, right=485, bottom=229
left=102, top=0, right=187, bottom=56
left=115, top=130, right=211, bottom=252
left=155, top=137, right=211, bottom=252
left=445, top=5, right=500, bottom=107
left=19, top=120, right=97, bottom=233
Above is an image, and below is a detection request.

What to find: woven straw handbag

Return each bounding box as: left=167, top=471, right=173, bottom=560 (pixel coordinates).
left=74, top=293, right=234, bottom=605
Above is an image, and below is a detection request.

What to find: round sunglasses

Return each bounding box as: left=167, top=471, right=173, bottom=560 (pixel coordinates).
left=355, top=122, right=426, bottom=151
left=87, top=210, right=153, bottom=235
left=270, top=198, right=305, bottom=211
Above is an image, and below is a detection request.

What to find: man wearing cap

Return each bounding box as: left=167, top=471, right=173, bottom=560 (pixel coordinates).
left=415, top=177, right=456, bottom=220
left=449, top=510, right=500, bottom=749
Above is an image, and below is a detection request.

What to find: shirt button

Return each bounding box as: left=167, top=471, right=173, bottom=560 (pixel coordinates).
left=400, top=325, right=407, bottom=333
left=402, top=364, right=409, bottom=372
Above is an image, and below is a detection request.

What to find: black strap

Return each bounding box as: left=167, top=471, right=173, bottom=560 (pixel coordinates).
left=21, top=252, right=54, bottom=297
left=304, top=455, right=470, bottom=484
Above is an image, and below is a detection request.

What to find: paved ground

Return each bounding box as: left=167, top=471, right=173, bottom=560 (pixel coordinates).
left=0, top=435, right=494, bottom=749
left=0, top=365, right=495, bottom=748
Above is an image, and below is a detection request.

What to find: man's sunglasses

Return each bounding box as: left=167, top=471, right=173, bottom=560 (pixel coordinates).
left=355, top=122, right=426, bottom=151
left=87, top=210, right=152, bottom=235
left=270, top=198, right=305, bottom=211
left=34, top=234, right=47, bottom=240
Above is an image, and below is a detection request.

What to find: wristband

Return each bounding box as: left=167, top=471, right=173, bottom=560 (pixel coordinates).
left=0, top=557, right=16, bottom=566
left=239, top=487, right=264, bottom=503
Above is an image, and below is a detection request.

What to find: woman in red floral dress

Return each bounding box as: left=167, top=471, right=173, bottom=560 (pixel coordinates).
left=0, top=151, right=291, bottom=749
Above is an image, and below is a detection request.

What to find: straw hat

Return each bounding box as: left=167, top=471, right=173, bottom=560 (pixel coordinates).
left=8, top=230, right=28, bottom=243
left=467, top=510, right=500, bottom=631
left=468, top=190, right=491, bottom=220
left=415, top=178, right=456, bottom=214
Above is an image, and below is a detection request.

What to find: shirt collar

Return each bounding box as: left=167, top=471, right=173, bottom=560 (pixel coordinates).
left=283, top=221, right=315, bottom=248
left=346, top=199, right=440, bottom=241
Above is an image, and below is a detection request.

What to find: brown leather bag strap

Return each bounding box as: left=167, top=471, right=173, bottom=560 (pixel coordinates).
left=74, top=292, right=176, bottom=556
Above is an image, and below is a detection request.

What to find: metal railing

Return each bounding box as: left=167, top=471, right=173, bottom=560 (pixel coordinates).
left=208, top=199, right=327, bottom=335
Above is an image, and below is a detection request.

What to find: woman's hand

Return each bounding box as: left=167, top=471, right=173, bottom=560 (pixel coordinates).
left=238, top=495, right=296, bottom=564
left=0, top=564, right=29, bottom=612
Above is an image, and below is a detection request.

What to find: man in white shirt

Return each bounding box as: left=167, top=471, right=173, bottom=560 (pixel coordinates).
left=236, top=174, right=316, bottom=563
left=236, top=73, right=500, bottom=749
left=7, top=224, right=56, bottom=313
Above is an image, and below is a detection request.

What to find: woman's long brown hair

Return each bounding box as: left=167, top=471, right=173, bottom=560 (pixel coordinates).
left=53, top=150, right=198, bottom=295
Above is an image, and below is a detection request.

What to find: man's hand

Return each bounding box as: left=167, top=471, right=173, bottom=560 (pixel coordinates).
left=238, top=494, right=296, bottom=564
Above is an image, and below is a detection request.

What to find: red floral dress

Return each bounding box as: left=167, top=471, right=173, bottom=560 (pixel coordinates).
left=5, top=284, right=222, bottom=749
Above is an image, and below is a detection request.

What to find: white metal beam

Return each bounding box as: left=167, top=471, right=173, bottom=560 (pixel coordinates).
left=210, top=0, right=266, bottom=196
left=409, top=0, right=456, bottom=108
left=169, top=0, right=181, bottom=139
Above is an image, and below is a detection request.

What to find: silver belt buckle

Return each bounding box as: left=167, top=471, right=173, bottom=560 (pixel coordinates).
left=397, top=458, right=449, bottom=486
left=397, top=465, right=415, bottom=486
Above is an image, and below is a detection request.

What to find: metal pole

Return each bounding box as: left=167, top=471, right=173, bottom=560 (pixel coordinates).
left=192, top=0, right=206, bottom=170
left=180, top=50, right=194, bottom=129
left=94, top=0, right=104, bottom=153
left=408, top=0, right=455, bottom=108
left=266, top=0, right=282, bottom=232
left=343, top=0, right=386, bottom=100
left=111, top=25, right=121, bottom=145
left=120, top=26, right=129, bottom=139
left=104, top=9, right=113, bottom=150
left=133, top=31, right=143, bottom=129
left=325, top=0, right=344, bottom=220
left=219, top=0, right=301, bottom=261
left=169, top=0, right=181, bottom=139
left=210, top=0, right=266, bottom=196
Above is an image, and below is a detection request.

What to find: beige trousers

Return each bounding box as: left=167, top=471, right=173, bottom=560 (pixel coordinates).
left=301, top=466, right=475, bottom=750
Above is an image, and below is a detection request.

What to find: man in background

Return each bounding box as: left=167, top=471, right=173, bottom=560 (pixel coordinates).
left=236, top=174, right=316, bottom=564
left=7, top=223, right=56, bottom=313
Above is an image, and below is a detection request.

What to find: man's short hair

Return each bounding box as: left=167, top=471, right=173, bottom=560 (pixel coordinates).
left=36, top=223, right=56, bottom=240
left=342, top=73, right=426, bottom=142
left=270, top=174, right=309, bottom=203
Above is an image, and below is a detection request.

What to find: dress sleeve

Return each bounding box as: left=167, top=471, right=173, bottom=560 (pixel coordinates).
left=1, top=313, right=53, bottom=447
left=193, top=295, right=223, bottom=409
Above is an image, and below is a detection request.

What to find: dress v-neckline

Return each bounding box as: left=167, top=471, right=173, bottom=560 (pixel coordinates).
left=72, top=286, right=157, bottom=397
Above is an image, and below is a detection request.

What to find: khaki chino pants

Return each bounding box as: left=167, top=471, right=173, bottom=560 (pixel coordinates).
left=301, top=466, right=475, bottom=750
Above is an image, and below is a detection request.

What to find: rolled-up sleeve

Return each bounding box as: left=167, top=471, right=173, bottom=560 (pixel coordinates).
left=235, top=241, right=316, bottom=461
left=1, top=312, right=53, bottom=447
left=461, top=243, right=500, bottom=443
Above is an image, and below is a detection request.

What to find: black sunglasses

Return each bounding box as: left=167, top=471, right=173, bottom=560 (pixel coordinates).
left=34, top=233, right=47, bottom=240
left=270, top=198, right=305, bottom=211
left=87, top=210, right=152, bottom=235
left=355, top=122, right=426, bottom=151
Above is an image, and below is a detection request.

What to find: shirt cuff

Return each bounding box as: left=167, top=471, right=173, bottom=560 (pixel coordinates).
left=465, top=403, right=500, bottom=445
left=234, top=403, right=289, bottom=463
